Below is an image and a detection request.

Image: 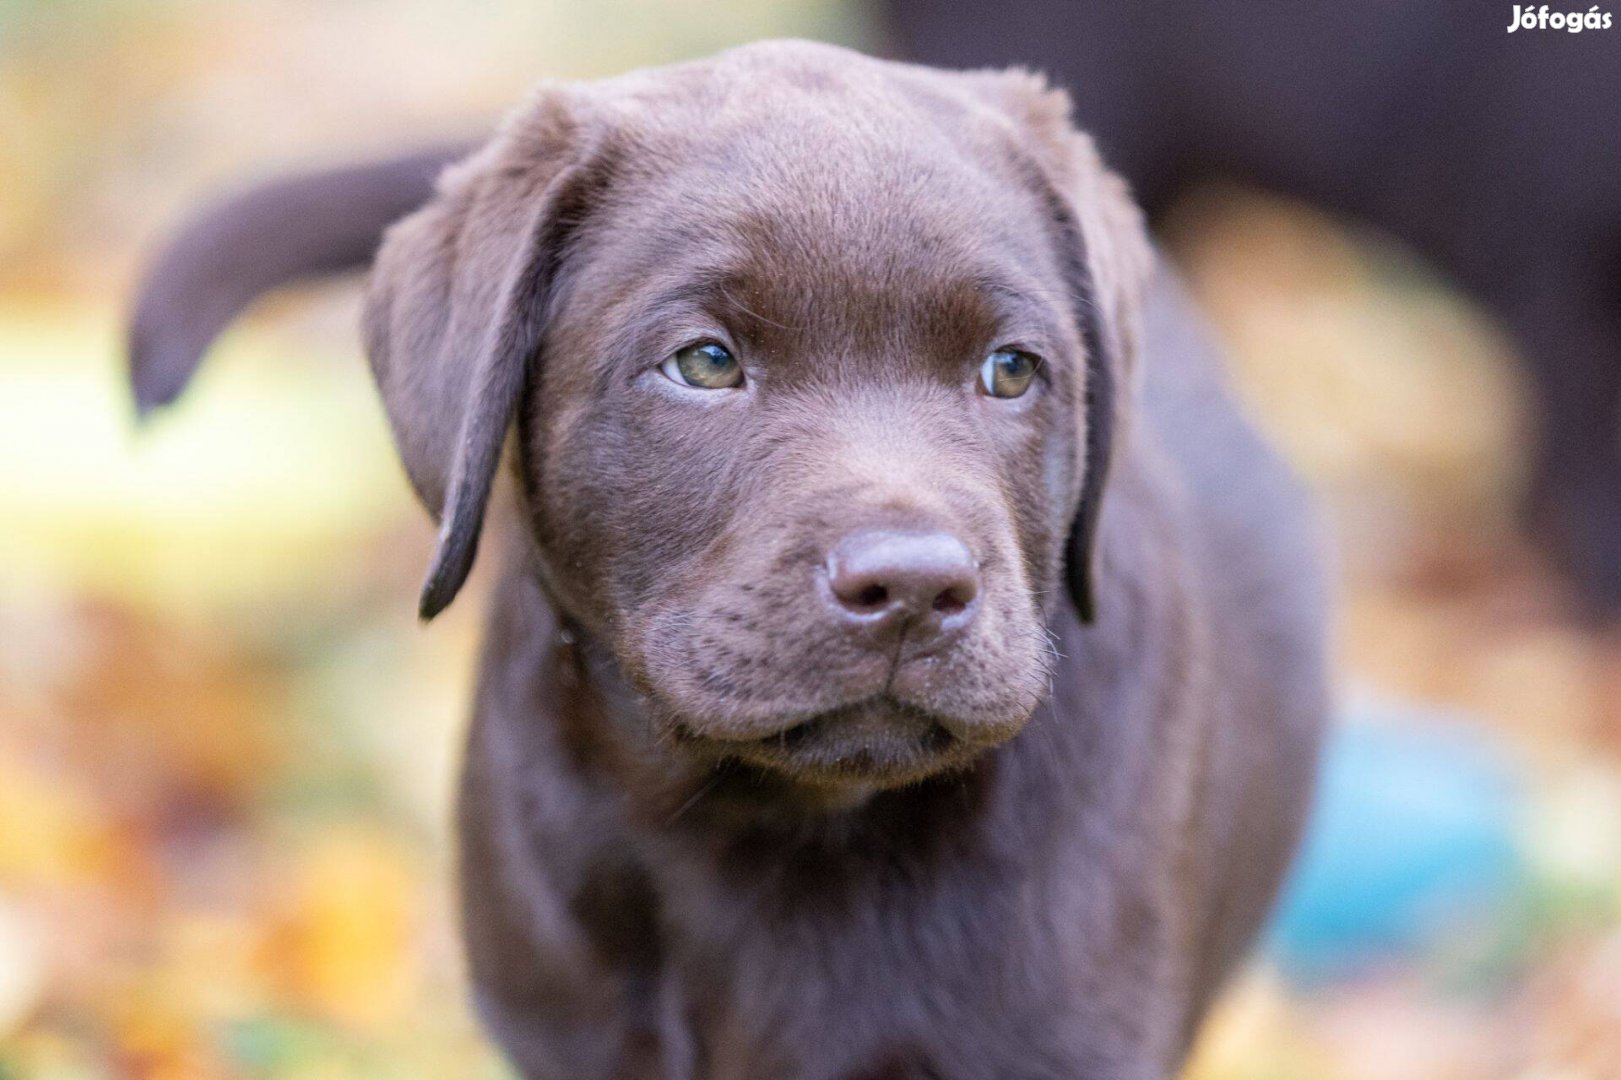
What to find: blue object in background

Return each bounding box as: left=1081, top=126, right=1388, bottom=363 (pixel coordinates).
left=1266, top=696, right=1526, bottom=981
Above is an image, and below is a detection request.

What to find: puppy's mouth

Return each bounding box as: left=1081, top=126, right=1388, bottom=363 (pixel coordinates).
left=672, top=696, right=999, bottom=789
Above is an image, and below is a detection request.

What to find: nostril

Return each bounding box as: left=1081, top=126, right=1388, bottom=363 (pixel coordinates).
left=830, top=576, right=894, bottom=613
left=855, top=584, right=889, bottom=609
left=932, top=586, right=971, bottom=616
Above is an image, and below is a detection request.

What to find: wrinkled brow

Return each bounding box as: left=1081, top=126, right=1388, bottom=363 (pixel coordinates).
left=619, top=269, right=741, bottom=327
left=966, top=276, right=1072, bottom=355
left=583, top=266, right=744, bottom=374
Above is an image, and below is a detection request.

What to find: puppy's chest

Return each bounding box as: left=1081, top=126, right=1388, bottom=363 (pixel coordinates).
left=630, top=859, right=1102, bottom=1080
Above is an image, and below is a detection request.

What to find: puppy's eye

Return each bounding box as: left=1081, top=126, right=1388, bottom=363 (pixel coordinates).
left=979, top=349, right=1041, bottom=399
left=661, top=342, right=743, bottom=390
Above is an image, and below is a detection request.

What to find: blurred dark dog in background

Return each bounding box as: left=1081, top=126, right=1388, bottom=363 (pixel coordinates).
left=887, top=0, right=1621, bottom=619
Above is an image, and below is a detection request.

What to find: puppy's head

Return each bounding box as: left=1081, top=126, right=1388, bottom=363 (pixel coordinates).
left=366, top=41, right=1152, bottom=790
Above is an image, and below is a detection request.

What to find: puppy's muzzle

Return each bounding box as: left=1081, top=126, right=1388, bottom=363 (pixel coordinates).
left=669, top=528, right=1004, bottom=787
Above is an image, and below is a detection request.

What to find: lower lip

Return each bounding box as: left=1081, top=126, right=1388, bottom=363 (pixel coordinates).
left=742, top=715, right=961, bottom=783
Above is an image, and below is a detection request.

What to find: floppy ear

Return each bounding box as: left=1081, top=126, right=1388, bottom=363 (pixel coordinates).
left=955, top=69, right=1154, bottom=623
left=1056, top=135, right=1152, bottom=624
left=363, top=89, right=611, bottom=619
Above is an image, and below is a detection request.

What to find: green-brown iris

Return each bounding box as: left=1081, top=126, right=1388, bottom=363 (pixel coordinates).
left=661, top=342, right=743, bottom=389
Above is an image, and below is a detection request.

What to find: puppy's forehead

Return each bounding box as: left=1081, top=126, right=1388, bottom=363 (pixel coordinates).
left=584, top=43, right=1065, bottom=313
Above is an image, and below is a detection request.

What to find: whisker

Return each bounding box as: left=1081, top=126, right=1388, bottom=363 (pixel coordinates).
left=666, top=770, right=723, bottom=826
left=721, top=286, right=802, bottom=332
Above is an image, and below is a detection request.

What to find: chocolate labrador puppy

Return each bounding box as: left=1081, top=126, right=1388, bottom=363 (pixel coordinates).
left=129, top=41, right=1327, bottom=1080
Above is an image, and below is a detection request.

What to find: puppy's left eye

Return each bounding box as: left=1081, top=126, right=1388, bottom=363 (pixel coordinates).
left=979, top=349, right=1041, bottom=399
left=661, top=342, right=743, bottom=390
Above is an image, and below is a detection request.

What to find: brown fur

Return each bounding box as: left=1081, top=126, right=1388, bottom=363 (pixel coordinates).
left=128, top=40, right=1327, bottom=1080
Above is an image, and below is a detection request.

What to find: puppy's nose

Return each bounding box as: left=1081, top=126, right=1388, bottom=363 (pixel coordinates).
left=825, top=530, right=979, bottom=637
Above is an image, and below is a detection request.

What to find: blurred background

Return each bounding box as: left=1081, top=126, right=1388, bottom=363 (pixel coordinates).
left=1, top=1, right=1618, bottom=1077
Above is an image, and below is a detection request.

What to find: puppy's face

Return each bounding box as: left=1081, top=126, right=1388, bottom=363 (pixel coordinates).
left=366, top=43, right=1149, bottom=791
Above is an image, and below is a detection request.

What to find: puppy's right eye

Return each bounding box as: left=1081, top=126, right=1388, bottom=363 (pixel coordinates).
left=979, top=348, right=1041, bottom=399
left=661, top=342, right=743, bottom=390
